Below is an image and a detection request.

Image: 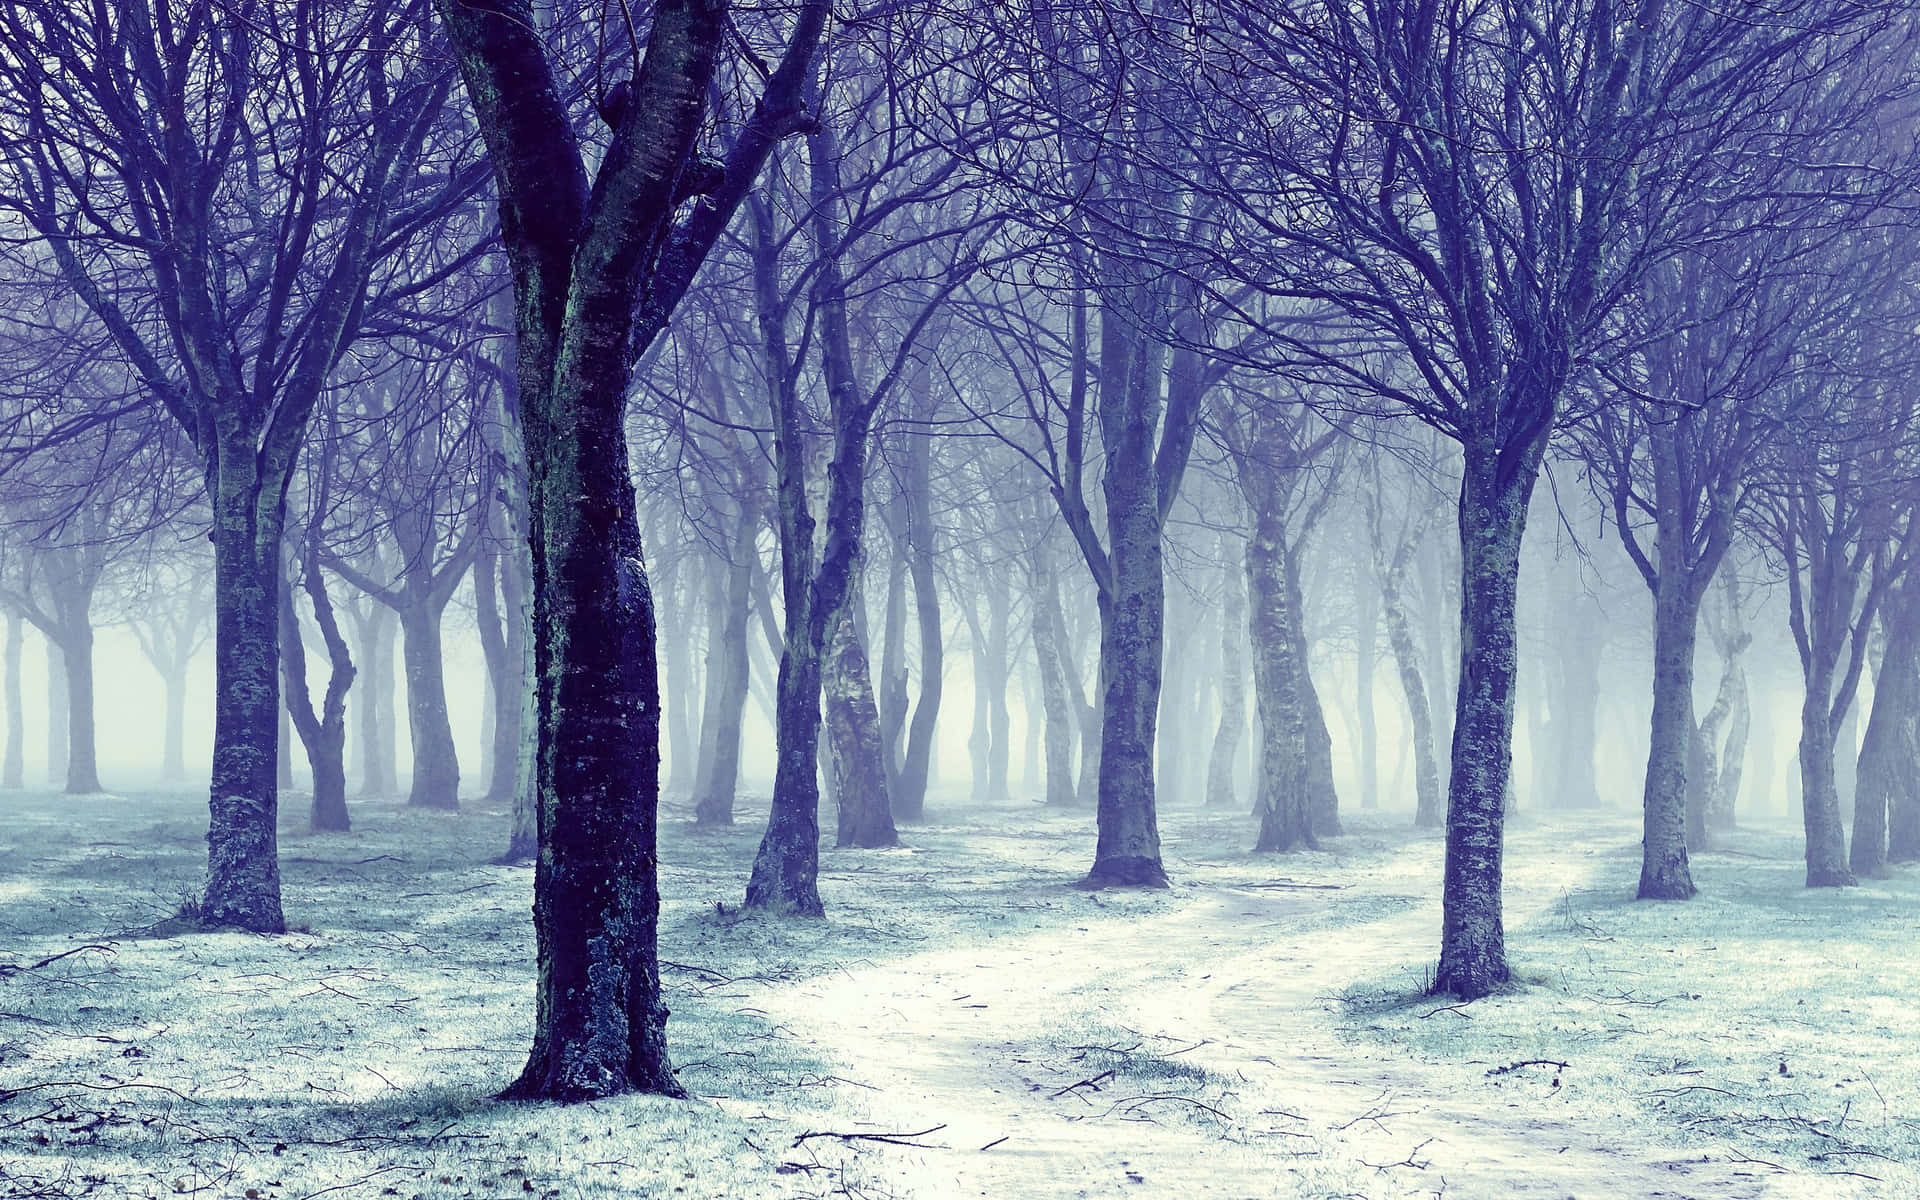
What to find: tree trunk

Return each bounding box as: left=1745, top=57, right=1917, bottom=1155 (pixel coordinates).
left=1355, top=565, right=1380, bottom=811
left=1799, top=679, right=1855, bottom=887
left=351, top=604, right=397, bottom=796
left=45, top=637, right=65, bottom=787
left=1207, top=540, right=1248, bottom=810
left=2, top=612, right=20, bottom=789
left=398, top=602, right=459, bottom=810
left=983, top=574, right=1011, bottom=807
left=200, top=465, right=289, bottom=934
left=1084, top=487, right=1168, bottom=887
left=1638, top=583, right=1700, bottom=899
left=694, top=507, right=755, bottom=826
left=1432, top=455, right=1533, bottom=1001
left=280, top=571, right=355, bottom=835
left=1381, top=549, right=1441, bottom=828
left=1853, top=587, right=1919, bottom=877
left=1030, top=547, right=1078, bottom=808
left=661, top=565, right=698, bottom=795
left=826, top=608, right=898, bottom=848
left=58, top=622, right=101, bottom=795
left=1290, top=550, right=1340, bottom=838
left=1248, top=518, right=1315, bottom=852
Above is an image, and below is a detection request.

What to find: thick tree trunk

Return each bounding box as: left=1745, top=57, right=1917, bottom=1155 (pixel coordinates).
left=1853, top=588, right=1919, bottom=877
left=1638, top=584, right=1700, bottom=899
left=1799, top=681, right=1855, bottom=887
left=59, top=623, right=101, bottom=795
left=1084, top=496, right=1168, bottom=887
left=826, top=609, right=897, bottom=848
left=748, top=630, right=829, bottom=913
left=1248, top=519, right=1315, bottom=853
left=398, top=603, right=459, bottom=810
left=1432, top=456, right=1533, bottom=1001
left=1207, top=540, right=1248, bottom=810
left=1289, top=552, right=1341, bottom=838
left=200, top=470, right=288, bottom=934
left=2, top=612, right=20, bottom=789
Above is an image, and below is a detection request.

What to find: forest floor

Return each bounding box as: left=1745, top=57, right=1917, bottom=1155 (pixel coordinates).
left=1, top=786, right=1917, bottom=1200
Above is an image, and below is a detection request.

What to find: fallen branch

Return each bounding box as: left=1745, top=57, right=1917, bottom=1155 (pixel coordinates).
left=1051, top=1069, right=1115, bottom=1098
left=1487, top=1060, right=1568, bottom=1077
left=791, top=1124, right=946, bottom=1150
left=0, top=944, right=116, bottom=978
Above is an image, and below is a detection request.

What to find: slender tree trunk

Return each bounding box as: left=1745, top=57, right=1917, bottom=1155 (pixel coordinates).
left=1382, top=561, right=1442, bottom=828
left=1032, top=546, right=1078, bottom=807
left=398, top=602, right=459, bottom=810
left=826, top=608, right=897, bottom=848
left=45, top=638, right=66, bottom=787
left=278, top=698, right=294, bottom=789
left=984, top=575, right=1011, bottom=807
left=876, top=521, right=910, bottom=790
left=2, top=612, right=21, bottom=789
left=475, top=549, right=527, bottom=808
left=352, top=604, right=397, bottom=796
left=499, top=538, right=538, bottom=862
left=894, top=465, right=943, bottom=821
left=1207, top=540, right=1248, bottom=810
left=694, top=508, right=755, bottom=826
left=1355, top=565, right=1380, bottom=811
left=661, top=566, right=698, bottom=794
left=281, top=574, right=355, bottom=835
left=1638, top=583, right=1700, bottom=899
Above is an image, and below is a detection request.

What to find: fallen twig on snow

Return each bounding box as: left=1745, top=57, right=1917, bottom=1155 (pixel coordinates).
left=791, top=1124, right=946, bottom=1150
left=0, top=944, right=116, bottom=978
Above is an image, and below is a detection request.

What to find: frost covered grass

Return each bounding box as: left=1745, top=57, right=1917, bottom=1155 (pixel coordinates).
left=1341, top=812, right=1920, bottom=1199
left=6, top=789, right=1917, bottom=1199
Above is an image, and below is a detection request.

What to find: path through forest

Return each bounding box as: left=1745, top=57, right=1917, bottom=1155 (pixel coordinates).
left=753, top=824, right=1780, bottom=1199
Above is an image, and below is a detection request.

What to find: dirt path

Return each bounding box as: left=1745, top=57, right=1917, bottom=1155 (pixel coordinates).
left=752, top=828, right=1781, bottom=1200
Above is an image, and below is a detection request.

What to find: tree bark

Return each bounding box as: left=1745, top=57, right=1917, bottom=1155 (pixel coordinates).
left=1638, top=583, right=1701, bottom=899
left=1032, top=544, right=1078, bottom=808
left=1248, top=517, right=1315, bottom=852
left=45, top=637, right=65, bottom=787
left=398, top=602, right=460, bottom=810
left=1380, top=544, right=1441, bottom=829
left=1853, top=585, right=1919, bottom=876
left=693, top=506, right=756, bottom=826
left=58, top=618, right=101, bottom=794
left=200, top=453, right=290, bottom=934
left=826, top=608, right=898, bottom=848
left=1432, top=453, right=1534, bottom=1001
left=1800, top=680, right=1855, bottom=887
left=2, top=612, right=20, bottom=788
left=1206, top=539, right=1248, bottom=810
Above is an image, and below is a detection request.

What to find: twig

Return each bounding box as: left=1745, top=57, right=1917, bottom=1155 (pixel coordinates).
left=1051, top=1069, right=1115, bottom=1098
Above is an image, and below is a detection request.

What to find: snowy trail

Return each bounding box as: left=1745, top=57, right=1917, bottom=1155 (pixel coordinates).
left=751, top=829, right=1781, bottom=1200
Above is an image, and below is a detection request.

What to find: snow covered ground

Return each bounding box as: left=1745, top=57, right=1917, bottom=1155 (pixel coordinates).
left=2, top=789, right=1915, bottom=1199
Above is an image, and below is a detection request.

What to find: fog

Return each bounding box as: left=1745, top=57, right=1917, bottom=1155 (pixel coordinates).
left=4, top=1, right=1920, bottom=1197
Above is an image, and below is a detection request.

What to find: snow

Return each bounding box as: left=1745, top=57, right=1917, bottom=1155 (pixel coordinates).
left=3, top=790, right=1916, bottom=1198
